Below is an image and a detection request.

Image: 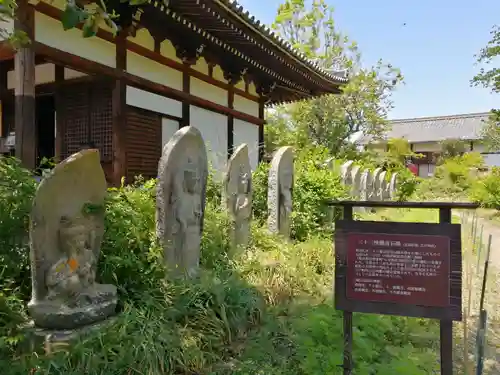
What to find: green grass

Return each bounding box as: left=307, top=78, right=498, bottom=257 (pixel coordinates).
left=2, top=208, right=445, bottom=375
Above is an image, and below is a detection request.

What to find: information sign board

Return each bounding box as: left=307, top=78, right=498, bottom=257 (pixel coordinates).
left=335, top=220, right=462, bottom=321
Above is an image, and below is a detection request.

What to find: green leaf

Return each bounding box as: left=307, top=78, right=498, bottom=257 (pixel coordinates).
left=61, top=4, right=85, bottom=31
left=129, top=0, right=149, bottom=5
left=102, top=13, right=118, bottom=34
left=82, top=15, right=99, bottom=38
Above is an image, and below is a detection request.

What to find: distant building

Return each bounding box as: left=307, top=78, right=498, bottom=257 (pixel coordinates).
left=359, top=112, right=498, bottom=178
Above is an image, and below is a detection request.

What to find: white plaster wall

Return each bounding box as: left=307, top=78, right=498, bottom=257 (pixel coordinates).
left=233, top=95, right=259, bottom=117
left=65, top=68, right=87, bottom=79
left=34, top=12, right=115, bottom=67
left=472, top=142, right=487, bottom=153
left=161, top=118, right=179, bottom=149
left=234, top=119, right=259, bottom=171
left=0, top=19, right=14, bottom=41
left=7, top=63, right=55, bottom=89
left=482, top=154, right=500, bottom=167
left=418, top=164, right=435, bottom=178
left=127, top=51, right=183, bottom=91
left=126, top=86, right=182, bottom=118
left=190, top=105, right=227, bottom=175
left=190, top=78, right=227, bottom=106
left=413, top=142, right=442, bottom=153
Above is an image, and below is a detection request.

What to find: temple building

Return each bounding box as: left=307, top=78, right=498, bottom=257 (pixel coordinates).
left=0, top=0, right=347, bottom=185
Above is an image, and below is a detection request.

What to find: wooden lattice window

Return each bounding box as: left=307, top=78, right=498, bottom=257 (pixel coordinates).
left=89, top=81, right=113, bottom=161
left=62, top=86, right=88, bottom=159
left=59, top=80, right=112, bottom=161
left=126, top=106, right=161, bottom=182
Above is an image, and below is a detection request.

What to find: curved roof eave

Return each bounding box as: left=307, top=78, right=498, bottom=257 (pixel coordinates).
left=213, top=0, right=349, bottom=87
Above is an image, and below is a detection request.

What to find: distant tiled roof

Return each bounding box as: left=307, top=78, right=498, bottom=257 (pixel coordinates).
left=359, top=112, right=491, bottom=145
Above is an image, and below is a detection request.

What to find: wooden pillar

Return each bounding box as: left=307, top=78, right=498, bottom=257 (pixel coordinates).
left=227, top=84, right=234, bottom=159
left=438, top=207, right=453, bottom=375
left=112, top=31, right=127, bottom=186
left=54, top=65, right=64, bottom=162
left=181, top=64, right=190, bottom=128
left=14, top=0, right=36, bottom=169
left=0, top=61, right=8, bottom=138
left=258, top=97, right=265, bottom=163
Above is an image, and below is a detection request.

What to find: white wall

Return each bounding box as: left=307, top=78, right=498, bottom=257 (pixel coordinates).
left=191, top=77, right=227, bottom=107
left=233, top=119, right=259, bottom=171
left=418, top=164, right=435, bottom=178
left=126, top=86, right=182, bottom=118
left=233, top=94, right=259, bottom=117
left=127, top=51, right=183, bottom=91
left=482, top=154, right=500, bottom=167
left=190, top=106, right=227, bottom=175
left=412, top=142, right=442, bottom=153
left=161, top=118, right=179, bottom=149
left=35, top=12, right=115, bottom=67
left=0, top=19, right=13, bottom=41
left=7, top=63, right=55, bottom=89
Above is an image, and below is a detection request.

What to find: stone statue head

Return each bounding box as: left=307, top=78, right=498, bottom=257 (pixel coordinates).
left=58, top=216, right=89, bottom=256
left=238, top=166, right=251, bottom=194
left=183, top=157, right=201, bottom=194
left=280, top=169, right=293, bottom=191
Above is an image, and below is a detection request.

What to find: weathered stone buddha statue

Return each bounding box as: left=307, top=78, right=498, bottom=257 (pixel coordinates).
left=156, top=126, right=208, bottom=278
left=223, top=144, right=253, bottom=249
left=28, top=149, right=117, bottom=330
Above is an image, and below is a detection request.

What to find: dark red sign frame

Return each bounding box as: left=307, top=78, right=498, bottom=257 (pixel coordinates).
left=335, top=220, right=462, bottom=321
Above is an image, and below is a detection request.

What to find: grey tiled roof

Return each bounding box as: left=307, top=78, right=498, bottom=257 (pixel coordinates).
left=359, top=112, right=491, bottom=144
left=219, top=0, right=349, bottom=85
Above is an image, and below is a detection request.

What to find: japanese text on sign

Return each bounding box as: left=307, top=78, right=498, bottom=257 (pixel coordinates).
left=346, top=233, right=450, bottom=307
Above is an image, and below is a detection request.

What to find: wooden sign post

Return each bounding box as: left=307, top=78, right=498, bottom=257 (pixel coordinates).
left=330, top=201, right=479, bottom=375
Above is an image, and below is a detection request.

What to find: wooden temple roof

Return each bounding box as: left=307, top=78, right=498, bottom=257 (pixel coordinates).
left=139, top=0, right=347, bottom=104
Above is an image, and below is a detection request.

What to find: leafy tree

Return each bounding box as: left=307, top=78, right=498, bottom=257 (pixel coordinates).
left=471, top=25, right=500, bottom=150
left=2, top=0, right=148, bottom=46
left=265, top=0, right=403, bottom=157
left=360, top=137, right=420, bottom=172
left=439, top=139, right=467, bottom=159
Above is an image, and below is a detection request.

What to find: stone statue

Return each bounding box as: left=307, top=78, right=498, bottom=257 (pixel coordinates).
left=378, top=171, right=387, bottom=201
left=268, top=146, right=294, bottom=238
left=372, top=168, right=383, bottom=201
left=360, top=169, right=372, bottom=201
left=28, top=149, right=117, bottom=330
left=223, top=144, right=252, bottom=249
left=341, top=160, right=354, bottom=186
left=350, top=165, right=361, bottom=198
left=389, top=172, right=398, bottom=200
left=156, top=126, right=208, bottom=277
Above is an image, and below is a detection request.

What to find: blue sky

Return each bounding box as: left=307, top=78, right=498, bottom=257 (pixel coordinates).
left=237, top=0, right=499, bottom=120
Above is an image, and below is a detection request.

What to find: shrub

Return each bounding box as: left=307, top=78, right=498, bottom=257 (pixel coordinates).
left=434, top=152, right=483, bottom=190
left=0, top=157, right=37, bottom=297
left=395, top=168, right=420, bottom=201
left=1, top=157, right=442, bottom=374
left=469, top=167, right=500, bottom=209
left=252, top=147, right=348, bottom=241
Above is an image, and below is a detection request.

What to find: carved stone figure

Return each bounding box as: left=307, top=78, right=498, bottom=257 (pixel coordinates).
left=156, top=126, right=208, bottom=277
left=389, top=172, right=398, bottom=200
left=372, top=168, right=383, bottom=201
left=359, top=169, right=372, bottom=201
left=223, top=144, right=252, bottom=249
left=268, top=146, right=294, bottom=238
left=341, top=160, right=354, bottom=186
left=378, top=171, right=388, bottom=201
left=28, top=149, right=117, bottom=330
left=323, top=157, right=335, bottom=170
left=350, top=165, right=361, bottom=198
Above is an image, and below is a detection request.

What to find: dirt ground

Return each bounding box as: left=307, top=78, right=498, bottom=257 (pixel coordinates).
left=457, top=211, right=500, bottom=374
